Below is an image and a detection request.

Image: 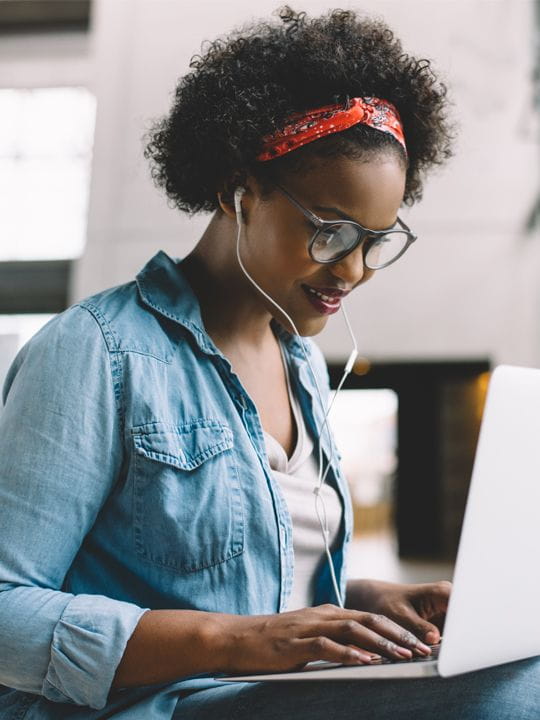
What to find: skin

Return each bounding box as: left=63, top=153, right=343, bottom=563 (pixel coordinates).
left=180, top=153, right=407, bottom=454
left=112, top=151, right=451, bottom=688
left=181, top=153, right=405, bottom=345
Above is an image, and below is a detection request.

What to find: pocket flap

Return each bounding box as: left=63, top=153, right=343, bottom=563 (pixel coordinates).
left=132, top=420, right=234, bottom=470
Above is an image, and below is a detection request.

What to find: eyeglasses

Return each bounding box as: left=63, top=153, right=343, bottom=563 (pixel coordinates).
left=276, top=184, right=417, bottom=269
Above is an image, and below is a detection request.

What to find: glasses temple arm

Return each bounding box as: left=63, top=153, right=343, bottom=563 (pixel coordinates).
left=275, top=184, right=325, bottom=228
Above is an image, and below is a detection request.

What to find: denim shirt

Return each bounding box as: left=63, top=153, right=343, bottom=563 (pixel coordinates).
left=0, top=251, right=353, bottom=718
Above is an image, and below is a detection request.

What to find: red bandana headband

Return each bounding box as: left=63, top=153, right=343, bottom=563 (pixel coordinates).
left=256, top=96, right=406, bottom=162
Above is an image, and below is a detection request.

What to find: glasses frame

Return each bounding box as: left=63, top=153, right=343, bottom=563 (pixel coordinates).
left=275, top=183, right=417, bottom=269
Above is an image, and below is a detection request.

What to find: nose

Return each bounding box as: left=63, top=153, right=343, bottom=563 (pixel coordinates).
left=328, top=245, right=366, bottom=286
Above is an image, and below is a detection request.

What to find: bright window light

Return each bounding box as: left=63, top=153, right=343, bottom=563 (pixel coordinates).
left=0, top=87, right=96, bottom=261
left=329, top=389, right=398, bottom=506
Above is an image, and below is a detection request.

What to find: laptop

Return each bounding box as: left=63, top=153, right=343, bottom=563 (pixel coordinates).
left=221, top=365, right=540, bottom=681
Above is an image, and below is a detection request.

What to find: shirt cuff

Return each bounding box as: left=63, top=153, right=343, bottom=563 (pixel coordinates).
left=42, top=593, right=149, bottom=710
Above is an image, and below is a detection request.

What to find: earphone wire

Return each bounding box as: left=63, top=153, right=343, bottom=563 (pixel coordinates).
left=234, top=188, right=358, bottom=608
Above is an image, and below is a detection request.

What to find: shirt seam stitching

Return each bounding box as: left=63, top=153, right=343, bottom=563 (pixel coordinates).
left=75, top=303, right=125, bottom=430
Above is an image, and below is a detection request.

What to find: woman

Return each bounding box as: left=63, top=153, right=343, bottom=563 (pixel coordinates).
left=0, top=7, right=538, bottom=719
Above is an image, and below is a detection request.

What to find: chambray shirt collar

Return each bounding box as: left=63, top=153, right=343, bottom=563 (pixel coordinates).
left=135, top=250, right=215, bottom=356
left=135, top=250, right=310, bottom=361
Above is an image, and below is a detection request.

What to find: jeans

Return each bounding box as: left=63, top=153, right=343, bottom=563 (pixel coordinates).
left=174, top=656, right=540, bottom=720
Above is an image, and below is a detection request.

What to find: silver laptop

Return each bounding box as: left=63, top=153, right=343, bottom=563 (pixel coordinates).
left=221, top=365, right=540, bottom=681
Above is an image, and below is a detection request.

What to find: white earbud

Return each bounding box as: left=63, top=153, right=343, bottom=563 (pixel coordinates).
left=234, top=186, right=246, bottom=225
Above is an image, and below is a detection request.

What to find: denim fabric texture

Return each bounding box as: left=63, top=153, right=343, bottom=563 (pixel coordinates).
left=0, top=251, right=352, bottom=718
left=174, top=656, right=540, bottom=720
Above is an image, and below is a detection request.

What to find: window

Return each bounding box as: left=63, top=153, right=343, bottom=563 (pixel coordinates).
left=0, top=86, right=96, bottom=261
left=0, top=86, right=95, bottom=386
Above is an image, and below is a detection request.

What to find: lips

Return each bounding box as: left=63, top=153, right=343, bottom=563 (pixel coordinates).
left=302, top=284, right=350, bottom=300
left=301, top=284, right=348, bottom=315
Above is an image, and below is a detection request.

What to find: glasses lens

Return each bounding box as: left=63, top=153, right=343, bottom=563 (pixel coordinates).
left=311, top=223, right=360, bottom=262
left=364, top=231, right=410, bottom=269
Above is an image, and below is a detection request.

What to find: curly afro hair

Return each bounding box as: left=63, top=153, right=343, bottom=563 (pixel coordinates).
left=144, top=6, right=454, bottom=214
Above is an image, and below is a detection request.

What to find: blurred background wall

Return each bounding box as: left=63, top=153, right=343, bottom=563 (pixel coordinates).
left=1, top=0, right=539, bottom=365
left=1, top=0, right=540, bottom=573
left=75, top=0, right=540, bottom=366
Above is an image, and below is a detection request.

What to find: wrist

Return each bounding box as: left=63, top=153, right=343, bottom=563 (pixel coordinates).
left=345, top=578, right=382, bottom=610
left=204, top=612, right=243, bottom=674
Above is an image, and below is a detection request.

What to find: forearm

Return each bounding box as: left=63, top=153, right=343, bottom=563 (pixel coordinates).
left=112, top=609, right=225, bottom=688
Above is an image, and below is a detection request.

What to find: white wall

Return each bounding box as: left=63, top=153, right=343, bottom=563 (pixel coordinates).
left=0, top=30, right=94, bottom=392
left=0, top=30, right=92, bottom=88
left=70, top=0, right=540, bottom=365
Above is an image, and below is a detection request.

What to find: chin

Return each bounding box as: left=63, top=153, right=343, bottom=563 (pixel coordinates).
left=272, top=304, right=329, bottom=337
left=297, top=315, right=329, bottom=337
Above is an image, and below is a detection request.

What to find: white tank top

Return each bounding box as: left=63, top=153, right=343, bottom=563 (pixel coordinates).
left=262, top=344, right=342, bottom=610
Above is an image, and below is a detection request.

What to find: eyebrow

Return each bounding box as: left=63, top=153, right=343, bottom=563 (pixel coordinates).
left=314, top=205, right=398, bottom=231
left=313, top=205, right=356, bottom=222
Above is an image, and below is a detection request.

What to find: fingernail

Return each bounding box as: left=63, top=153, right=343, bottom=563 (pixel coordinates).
left=416, top=642, right=432, bottom=655
left=351, top=650, right=371, bottom=663
left=396, top=647, right=412, bottom=657
left=426, top=631, right=439, bottom=644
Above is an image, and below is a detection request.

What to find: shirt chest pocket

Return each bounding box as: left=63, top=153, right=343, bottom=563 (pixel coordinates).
left=131, top=420, right=244, bottom=572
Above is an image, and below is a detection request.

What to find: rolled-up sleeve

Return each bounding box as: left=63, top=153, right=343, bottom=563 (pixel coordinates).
left=0, top=306, right=148, bottom=710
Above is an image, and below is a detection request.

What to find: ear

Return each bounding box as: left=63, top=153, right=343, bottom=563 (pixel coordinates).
left=217, top=188, right=240, bottom=220
left=218, top=178, right=252, bottom=221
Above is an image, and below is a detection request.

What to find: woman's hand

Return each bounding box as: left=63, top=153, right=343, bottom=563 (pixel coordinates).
left=346, top=578, right=452, bottom=646
left=210, top=603, right=433, bottom=675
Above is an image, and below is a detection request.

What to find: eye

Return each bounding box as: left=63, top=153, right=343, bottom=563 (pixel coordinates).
left=318, top=234, right=334, bottom=247
left=365, top=233, right=382, bottom=245
left=321, top=224, right=342, bottom=238
left=320, top=228, right=334, bottom=240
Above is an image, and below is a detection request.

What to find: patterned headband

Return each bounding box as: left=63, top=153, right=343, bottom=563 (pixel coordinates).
left=256, top=96, right=406, bottom=162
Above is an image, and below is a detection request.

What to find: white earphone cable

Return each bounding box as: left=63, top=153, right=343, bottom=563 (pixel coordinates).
left=234, top=188, right=359, bottom=608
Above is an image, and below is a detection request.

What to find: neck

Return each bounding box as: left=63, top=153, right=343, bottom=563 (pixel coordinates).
left=180, top=211, right=277, bottom=353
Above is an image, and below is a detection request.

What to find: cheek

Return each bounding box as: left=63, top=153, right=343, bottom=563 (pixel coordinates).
left=278, top=244, right=314, bottom=281
left=257, top=221, right=312, bottom=272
